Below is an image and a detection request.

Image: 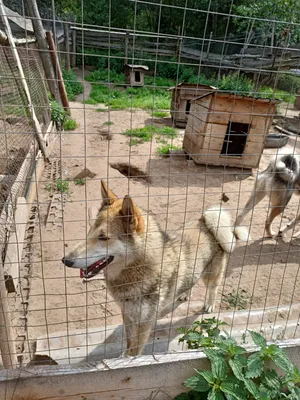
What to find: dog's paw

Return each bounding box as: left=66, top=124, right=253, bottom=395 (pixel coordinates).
left=201, top=304, right=214, bottom=313
left=178, top=293, right=188, bottom=302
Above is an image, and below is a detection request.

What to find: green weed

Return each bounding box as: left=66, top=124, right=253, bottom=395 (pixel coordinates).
left=96, top=108, right=108, bottom=112
left=56, top=179, right=70, bottom=194
left=156, top=144, right=181, bottom=155
left=123, top=125, right=177, bottom=145
left=103, top=121, right=114, bottom=126
left=74, top=178, right=85, bottom=186
left=62, top=68, right=83, bottom=101
left=222, top=288, right=251, bottom=310
left=50, top=99, right=66, bottom=131
left=176, top=318, right=300, bottom=400
left=152, top=111, right=169, bottom=118
left=63, top=119, right=77, bottom=131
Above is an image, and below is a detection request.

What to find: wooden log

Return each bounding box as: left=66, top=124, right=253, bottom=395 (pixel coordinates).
left=46, top=31, right=70, bottom=114
left=71, top=27, right=76, bottom=67
left=25, top=0, right=58, bottom=101
left=64, top=23, right=70, bottom=71
left=4, top=198, right=28, bottom=293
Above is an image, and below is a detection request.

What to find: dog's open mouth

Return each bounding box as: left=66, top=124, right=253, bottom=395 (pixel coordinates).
left=80, top=256, right=114, bottom=280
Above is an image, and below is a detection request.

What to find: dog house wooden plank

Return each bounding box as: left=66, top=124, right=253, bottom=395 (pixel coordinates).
left=4, top=197, right=28, bottom=292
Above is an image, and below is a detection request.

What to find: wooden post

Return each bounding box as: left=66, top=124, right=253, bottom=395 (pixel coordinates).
left=0, top=0, right=49, bottom=161
left=176, top=26, right=181, bottom=61
left=25, top=0, right=58, bottom=101
left=71, top=28, right=76, bottom=67
left=206, top=32, right=213, bottom=58
left=124, top=32, right=129, bottom=65
left=46, top=31, right=70, bottom=113
left=64, top=23, right=71, bottom=71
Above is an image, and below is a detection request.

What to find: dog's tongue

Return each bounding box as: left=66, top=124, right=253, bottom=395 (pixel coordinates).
left=80, top=269, right=85, bottom=278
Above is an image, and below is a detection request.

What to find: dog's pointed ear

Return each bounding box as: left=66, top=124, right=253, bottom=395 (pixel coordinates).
left=121, top=196, right=144, bottom=234
left=88, top=206, right=99, bottom=227
left=101, top=180, right=118, bottom=205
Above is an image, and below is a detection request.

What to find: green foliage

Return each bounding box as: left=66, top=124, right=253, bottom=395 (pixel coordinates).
left=56, top=179, right=70, bottom=194
left=217, top=73, right=254, bottom=96
left=276, top=74, right=300, bottom=94
left=176, top=320, right=300, bottom=400
left=50, top=99, right=66, bottom=131
left=86, top=82, right=171, bottom=110
left=86, top=69, right=125, bottom=85
left=257, top=86, right=295, bottom=103
left=156, top=144, right=181, bottom=155
left=222, top=289, right=251, bottom=310
left=74, top=178, right=85, bottom=186
left=63, top=119, right=77, bottom=131
left=152, top=111, right=169, bottom=118
left=62, top=68, right=83, bottom=101
left=123, top=125, right=177, bottom=146
left=233, top=0, right=300, bottom=45
left=103, top=121, right=114, bottom=126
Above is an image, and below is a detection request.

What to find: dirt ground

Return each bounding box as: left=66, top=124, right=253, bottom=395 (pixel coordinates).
left=24, top=85, right=300, bottom=360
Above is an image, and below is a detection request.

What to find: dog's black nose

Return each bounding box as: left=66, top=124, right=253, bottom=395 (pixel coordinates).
left=62, top=257, right=74, bottom=267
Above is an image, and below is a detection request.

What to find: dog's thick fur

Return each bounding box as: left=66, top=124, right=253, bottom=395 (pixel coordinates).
left=236, top=150, right=300, bottom=237
left=63, top=181, right=248, bottom=356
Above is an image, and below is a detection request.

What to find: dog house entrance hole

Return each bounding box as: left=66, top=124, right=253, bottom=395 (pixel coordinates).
left=185, top=100, right=191, bottom=115
left=135, top=71, right=141, bottom=82
left=221, top=122, right=250, bottom=156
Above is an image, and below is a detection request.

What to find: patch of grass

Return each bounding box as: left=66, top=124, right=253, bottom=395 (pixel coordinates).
left=74, top=178, right=85, bottom=186
left=86, top=82, right=171, bottom=110
left=62, top=68, right=83, bottom=101
left=129, top=138, right=142, bottom=146
left=63, top=119, right=77, bottom=131
left=257, top=86, right=295, bottom=103
left=86, top=69, right=125, bottom=84
left=96, top=108, right=108, bottom=112
left=103, top=121, right=114, bottom=126
left=222, top=288, right=251, bottom=310
left=156, top=144, right=181, bottom=155
left=152, top=111, right=169, bottom=118
left=56, top=178, right=70, bottom=194
left=123, top=125, right=177, bottom=145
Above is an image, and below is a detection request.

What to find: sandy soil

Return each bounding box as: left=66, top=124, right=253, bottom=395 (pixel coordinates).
left=25, top=87, right=300, bottom=356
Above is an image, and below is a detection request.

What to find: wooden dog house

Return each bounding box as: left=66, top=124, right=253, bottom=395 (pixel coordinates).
left=169, top=83, right=216, bottom=127
left=124, top=64, right=149, bottom=86
left=183, top=91, right=278, bottom=169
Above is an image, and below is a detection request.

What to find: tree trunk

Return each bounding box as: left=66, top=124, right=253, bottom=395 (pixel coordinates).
left=26, top=0, right=59, bottom=100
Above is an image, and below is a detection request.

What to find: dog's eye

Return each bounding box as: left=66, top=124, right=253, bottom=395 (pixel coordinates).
left=99, top=234, right=109, bottom=241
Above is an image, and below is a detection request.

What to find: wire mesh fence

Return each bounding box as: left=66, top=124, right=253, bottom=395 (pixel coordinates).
left=1, top=2, right=300, bottom=395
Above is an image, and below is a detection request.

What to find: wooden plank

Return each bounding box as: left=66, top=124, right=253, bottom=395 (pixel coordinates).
left=186, top=115, right=206, bottom=132
left=185, top=123, right=205, bottom=148
left=4, top=197, right=28, bottom=293
left=183, top=135, right=203, bottom=156
left=203, top=136, right=223, bottom=151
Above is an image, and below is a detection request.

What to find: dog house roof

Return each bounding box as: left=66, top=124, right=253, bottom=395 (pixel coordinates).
left=124, top=64, right=149, bottom=71
left=191, top=91, right=280, bottom=104
left=168, top=82, right=217, bottom=91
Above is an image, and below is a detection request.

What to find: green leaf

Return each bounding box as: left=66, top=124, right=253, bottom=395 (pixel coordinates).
left=198, top=370, right=215, bottom=385
left=270, top=346, right=293, bottom=373
left=261, top=369, right=282, bottom=392
left=220, top=382, right=241, bottom=399
left=208, top=388, right=225, bottom=400
left=243, top=379, right=261, bottom=400
left=204, top=348, right=224, bottom=361
left=246, top=353, right=264, bottom=378
left=247, top=330, right=267, bottom=347
left=211, top=357, right=228, bottom=380
left=184, top=375, right=210, bottom=392
left=229, top=358, right=244, bottom=381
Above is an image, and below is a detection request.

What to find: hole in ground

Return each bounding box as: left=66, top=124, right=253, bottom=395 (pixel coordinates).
left=110, top=163, right=151, bottom=183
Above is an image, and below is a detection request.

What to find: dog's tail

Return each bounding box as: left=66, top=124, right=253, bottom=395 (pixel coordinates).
left=203, top=205, right=249, bottom=253
left=272, top=152, right=299, bottom=183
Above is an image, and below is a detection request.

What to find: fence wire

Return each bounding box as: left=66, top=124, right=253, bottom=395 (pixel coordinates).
left=1, top=1, right=300, bottom=398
